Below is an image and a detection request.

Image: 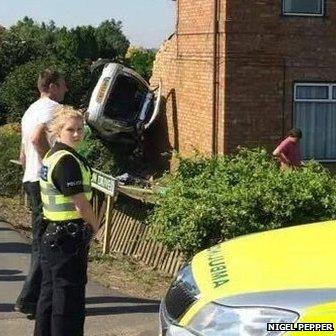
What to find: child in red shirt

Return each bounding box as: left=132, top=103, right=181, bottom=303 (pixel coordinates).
left=273, top=128, right=302, bottom=169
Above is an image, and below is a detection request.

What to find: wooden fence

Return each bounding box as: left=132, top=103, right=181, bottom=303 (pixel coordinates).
left=92, top=185, right=185, bottom=277
left=10, top=160, right=185, bottom=277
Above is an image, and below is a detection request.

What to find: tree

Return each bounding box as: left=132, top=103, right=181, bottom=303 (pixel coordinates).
left=0, top=18, right=59, bottom=82
left=94, top=19, right=130, bottom=60
left=70, top=25, right=98, bottom=60
left=0, top=17, right=130, bottom=123
left=0, top=30, right=33, bottom=82
left=53, top=27, right=78, bottom=61
left=0, top=58, right=91, bottom=123
left=0, top=61, right=41, bottom=123
left=125, top=46, right=156, bottom=80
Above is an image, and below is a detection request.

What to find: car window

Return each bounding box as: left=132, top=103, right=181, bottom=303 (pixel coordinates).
left=103, top=74, right=148, bottom=122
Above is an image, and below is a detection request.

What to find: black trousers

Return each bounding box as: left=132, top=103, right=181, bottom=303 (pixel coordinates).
left=16, top=181, right=46, bottom=312
left=34, top=221, right=89, bottom=336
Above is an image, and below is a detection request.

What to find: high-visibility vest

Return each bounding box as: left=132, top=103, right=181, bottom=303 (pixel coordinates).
left=40, top=149, right=92, bottom=221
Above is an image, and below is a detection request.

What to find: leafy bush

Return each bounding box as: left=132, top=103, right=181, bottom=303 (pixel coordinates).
left=0, top=123, right=22, bottom=196
left=77, top=126, right=137, bottom=175
left=125, top=46, right=156, bottom=81
left=0, top=58, right=92, bottom=123
left=0, top=61, right=41, bottom=123
left=0, top=17, right=130, bottom=123
left=149, top=148, right=336, bottom=257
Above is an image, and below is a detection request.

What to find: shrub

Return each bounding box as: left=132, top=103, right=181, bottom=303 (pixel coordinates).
left=0, top=123, right=23, bottom=196
left=0, top=61, right=41, bottom=123
left=149, top=148, right=336, bottom=257
left=77, top=125, right=137, bottom=175
left=0, top=58, right=92, bottom=123
left=125, top=46, right=156, bottom=81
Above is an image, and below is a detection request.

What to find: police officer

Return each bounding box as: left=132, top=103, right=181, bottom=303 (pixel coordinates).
left=34, top=105, right=99, bottom=336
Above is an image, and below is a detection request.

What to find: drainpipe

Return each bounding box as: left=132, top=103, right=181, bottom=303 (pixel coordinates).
left=281, top=58, right=286, bottom=138
left=212, top=0, right=219, bottom=155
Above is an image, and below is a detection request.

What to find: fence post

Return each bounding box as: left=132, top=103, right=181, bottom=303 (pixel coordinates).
left=103, top=195, right=113, bottom=254
left=91, top=168, right=117, bottom=254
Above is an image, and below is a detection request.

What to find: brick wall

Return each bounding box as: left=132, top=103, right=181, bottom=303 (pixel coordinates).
left=151, top=0, right=221, bottom=156
left=225, top=0, right=336, bottom=152
left=151, top=0, right=336, bottom=157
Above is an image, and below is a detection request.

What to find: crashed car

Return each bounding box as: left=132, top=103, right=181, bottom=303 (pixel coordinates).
left=86, top=62, right=161, bottom=142
left=160, top=221, right=336, bottom=335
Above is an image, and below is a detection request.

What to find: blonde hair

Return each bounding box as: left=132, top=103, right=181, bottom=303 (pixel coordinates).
left=48, top=105, right=84, bottom=138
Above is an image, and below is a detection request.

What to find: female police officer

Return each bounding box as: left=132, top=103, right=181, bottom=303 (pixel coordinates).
left=34, top=105, right=99, bottom=336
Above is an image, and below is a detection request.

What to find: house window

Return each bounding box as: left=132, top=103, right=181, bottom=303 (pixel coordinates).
left=294, top=83, right=336, bottom=161
left=283, top=0, right=325, bottom=16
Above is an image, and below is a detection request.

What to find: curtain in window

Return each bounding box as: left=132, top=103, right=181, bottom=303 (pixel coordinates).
left=295, top=102, right=336, bottom=160
left=284, top=0, right=322, bottom=14
left=296, top=85, right=328, bottom=99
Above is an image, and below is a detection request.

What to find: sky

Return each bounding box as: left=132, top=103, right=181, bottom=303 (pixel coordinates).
left=0, top=0, right=176, bottom=48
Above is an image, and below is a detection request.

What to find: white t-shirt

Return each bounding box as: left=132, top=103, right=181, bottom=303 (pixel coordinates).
left=21, top=97, right=60, bottom=183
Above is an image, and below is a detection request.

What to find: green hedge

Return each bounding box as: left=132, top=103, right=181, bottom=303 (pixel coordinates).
left=0, top=123, right=134, bottom=196
left=0, top=123, right=22, bottom=196
left=0, top=58, right=92, bottom=124
left=77, top=126, right=137, bottom=175
left=149, top=148, right=336, bottom=257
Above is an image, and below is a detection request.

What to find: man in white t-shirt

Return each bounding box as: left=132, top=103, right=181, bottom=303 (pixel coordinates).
left=15, top=69, right=68, bottom=317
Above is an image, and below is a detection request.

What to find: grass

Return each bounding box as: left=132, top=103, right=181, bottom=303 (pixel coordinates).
left=88, top=241, right=171, bottom=299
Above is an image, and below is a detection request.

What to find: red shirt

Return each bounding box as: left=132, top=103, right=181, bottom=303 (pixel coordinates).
left=275, top=137, right=301, bottom=168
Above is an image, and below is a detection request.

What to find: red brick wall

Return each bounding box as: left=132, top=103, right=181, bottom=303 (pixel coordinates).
left=151, top=0, right=336, bottom=157
left=225, top=0, right=336, bottom=152
left=151, top=0, right=222, bottom=156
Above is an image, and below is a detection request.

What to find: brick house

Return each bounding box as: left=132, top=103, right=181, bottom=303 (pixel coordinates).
left=150, top=0, right=336, bottom=162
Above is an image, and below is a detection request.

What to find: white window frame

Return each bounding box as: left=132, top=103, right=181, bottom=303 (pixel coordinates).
left=282, top=0, right=325, bottom=17
left=294, top=83, right=336, bottom=103
left=294, top=82, right=336, bottom=162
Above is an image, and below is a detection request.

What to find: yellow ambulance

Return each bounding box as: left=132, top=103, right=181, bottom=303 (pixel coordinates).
left=160, top=221, right=336, bottom=335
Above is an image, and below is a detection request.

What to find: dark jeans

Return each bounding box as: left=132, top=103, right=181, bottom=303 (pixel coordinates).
left=34, top=221, right=89, bottom=336
left=16, top=181, right=46, bottom=312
